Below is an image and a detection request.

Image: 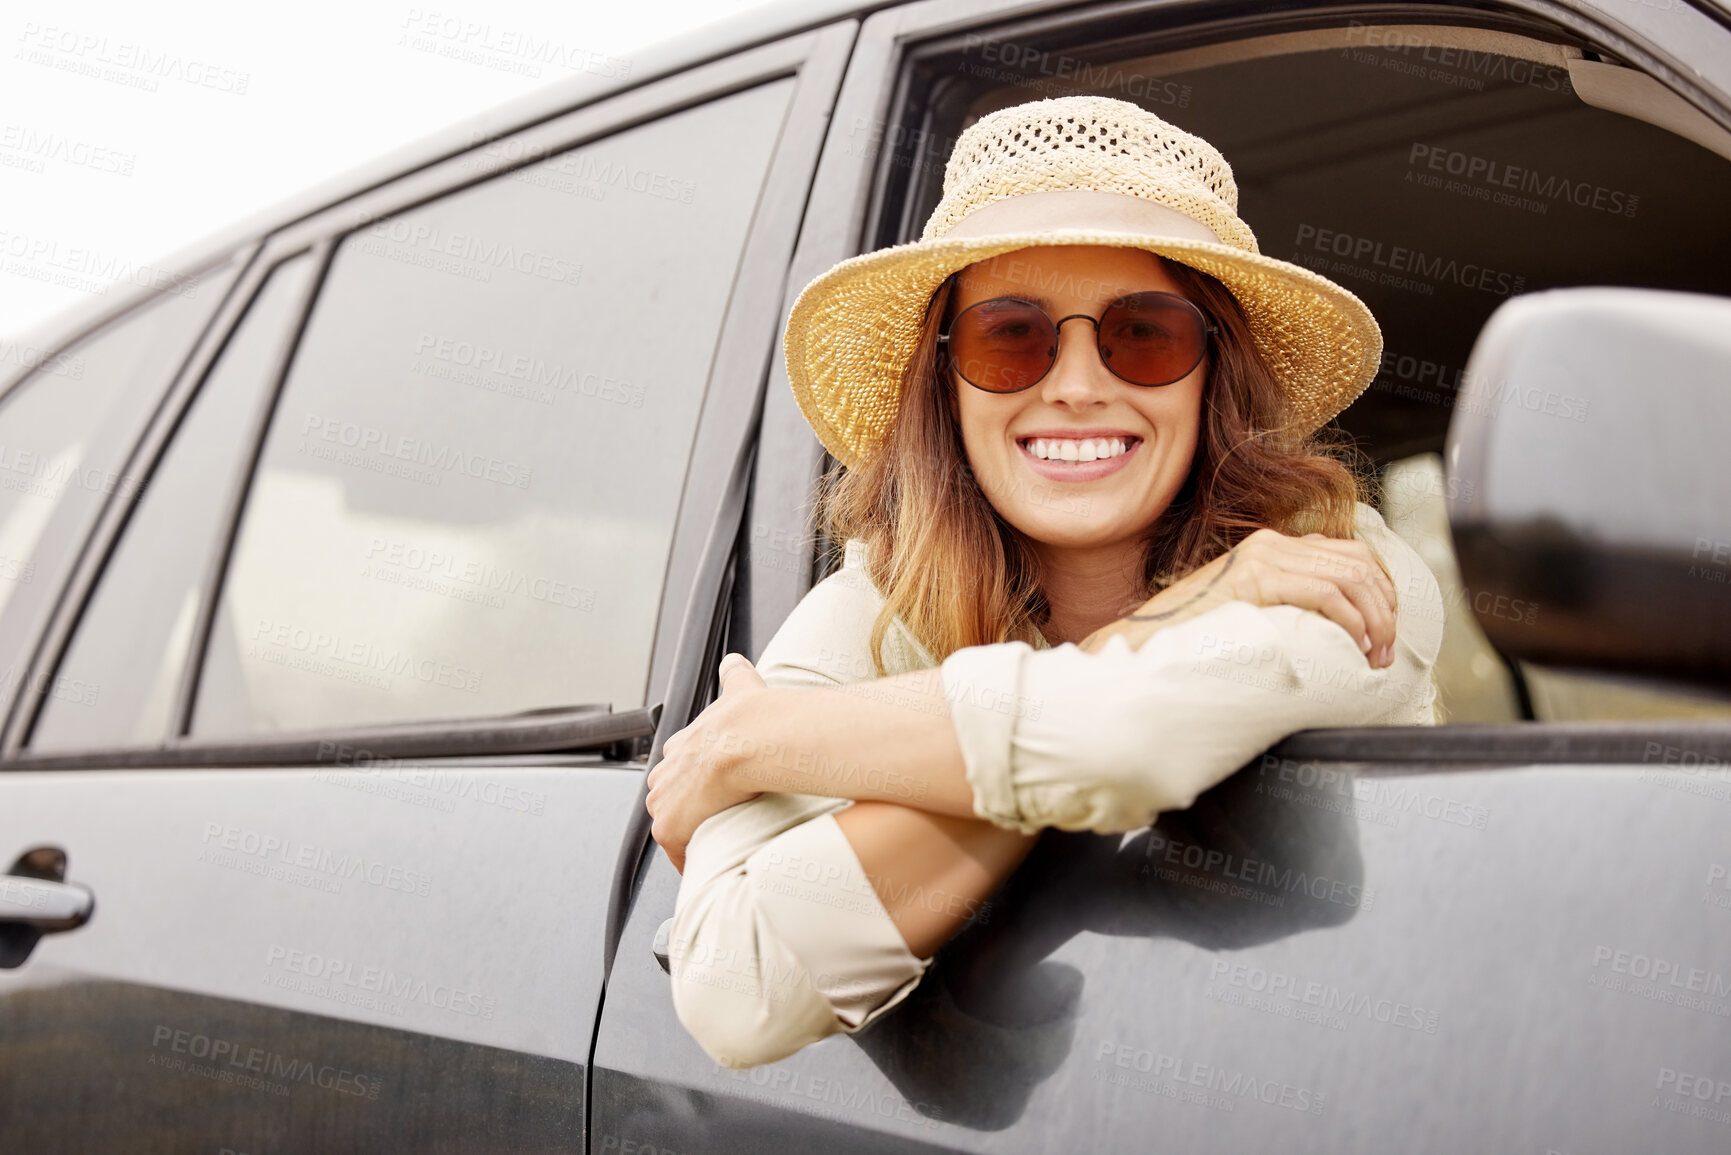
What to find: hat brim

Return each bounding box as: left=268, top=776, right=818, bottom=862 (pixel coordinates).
left=782, top=229, right=1383, bottom=468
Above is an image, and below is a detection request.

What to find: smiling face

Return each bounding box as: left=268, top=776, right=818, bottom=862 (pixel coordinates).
left=947, top=245, right=1208, bottom=552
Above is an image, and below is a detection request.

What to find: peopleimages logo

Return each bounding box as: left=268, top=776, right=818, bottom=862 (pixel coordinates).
left=1206, top=959, right=1442, bottom=1033
left=1588, top=944, right=1731, bottom=1018
left=265, top=944, right=498, bottom=1019
left=299, top=414, right=533, bottom=489
left=0, top=123, right=136, bottom=175
left=199, top=821, right=434, bottom=897
left=1142, top=831, right=1375, bottom=911
left=710, top=1063, right=945, bottom=1130
left=956, top=35, right=1192, bottom=107
left=1591, top=946, right=1731, bottom=995
left=361, top=219, right=582, bottom=287
left=14, top=23, right=252, bottom=95
left=1654, top=1066, right=1731, bottom=1126
left=148, top=1024, right=381, bottom=1099
left=413, top=332, right=646, bottom=408
left=248, top=616, right=483, bottom=695
left=1407, top=143, right=1639, bottom=218
left=1292, top=224, right=1525, bottom=297
left=398, top=10, right=632, bottom=81
left=0, top=228, right=200, bottom=298
left=1093, top=1040, right=1326, bottom=1114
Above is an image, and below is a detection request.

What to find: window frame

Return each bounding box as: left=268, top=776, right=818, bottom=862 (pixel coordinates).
left=0, top=20, right=859, bottom=769
left=0, top=247, right=255, bottom=405
left=0, top=246, right=256, bottom=746
left=776, top=0, right=1731, bottom=764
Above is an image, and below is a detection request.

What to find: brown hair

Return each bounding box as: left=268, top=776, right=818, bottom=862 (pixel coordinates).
left=812, top=252, right=1369, bottom=676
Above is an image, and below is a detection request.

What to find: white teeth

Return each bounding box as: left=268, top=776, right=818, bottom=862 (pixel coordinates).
left=1024, top=437, right=1131, bottom=462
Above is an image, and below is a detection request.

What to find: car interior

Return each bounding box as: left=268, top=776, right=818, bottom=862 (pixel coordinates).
left=820, top=9, right=1731, bottom=725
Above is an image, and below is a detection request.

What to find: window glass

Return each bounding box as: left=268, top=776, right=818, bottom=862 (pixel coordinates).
left=1381, top=452, right=1731, bottom=723
left=30, top=255, right=317, bottom=749
left=1520, top=661, right=1731, bottom=721
left=0, top=266, right=233, bottom=688
left=1379, top=453, right=1523, bottom=724
left=193, top=80, right=793, bottom=736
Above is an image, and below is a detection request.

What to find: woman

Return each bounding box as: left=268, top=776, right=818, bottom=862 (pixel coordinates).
left=645, top=96, right=1443, bottom=1070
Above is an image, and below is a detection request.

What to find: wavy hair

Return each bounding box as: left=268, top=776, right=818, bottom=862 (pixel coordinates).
left=812, top=252, right=1370, bottom=676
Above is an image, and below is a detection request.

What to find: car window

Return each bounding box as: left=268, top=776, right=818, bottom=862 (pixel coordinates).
left=916, top=27, right=1731, bottom=461
left=893, top=21, right=1731, bottom=725
left=0, top=266, right=233, bottom=689
left=191, top=79, right=794, bottom=737
left=1378, top=452, right=1524, bottom=722
left=29, top=254, right=318, bottom=750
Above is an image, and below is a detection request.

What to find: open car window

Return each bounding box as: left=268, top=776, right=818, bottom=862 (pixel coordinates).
left=880, top=14, right=1731, bottom=724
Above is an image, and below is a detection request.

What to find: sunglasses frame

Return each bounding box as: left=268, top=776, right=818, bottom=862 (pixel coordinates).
left=937, top=289, right=1217, bottom=393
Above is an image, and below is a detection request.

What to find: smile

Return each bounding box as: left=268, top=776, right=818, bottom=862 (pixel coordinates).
left=1015, top=435, right=1142, bottom=481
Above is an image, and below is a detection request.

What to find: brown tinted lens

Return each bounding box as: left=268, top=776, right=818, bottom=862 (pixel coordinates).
left=948, top=298, right=1056, bottom=393
left=1097, top=293, right=1208, bottom=386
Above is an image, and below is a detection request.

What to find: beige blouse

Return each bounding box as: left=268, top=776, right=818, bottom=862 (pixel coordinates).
left=665, top=501, right=1444, bottom=1068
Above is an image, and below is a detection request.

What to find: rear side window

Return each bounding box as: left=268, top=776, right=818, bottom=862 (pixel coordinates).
left=0, top=268, right=232, bottom=681
left=30, top=255, right=318, bottom=750
left=191, top=80, right=794, bottom=736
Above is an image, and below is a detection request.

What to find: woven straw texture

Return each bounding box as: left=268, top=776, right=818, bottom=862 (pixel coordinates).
left=784, top=96, right=1382, bottom=468
left=922, top=98, right=1255, bottom=251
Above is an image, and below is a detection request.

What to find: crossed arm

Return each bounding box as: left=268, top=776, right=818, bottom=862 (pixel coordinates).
left=655, top=663, right=1037, bottom=957
left=648, top=519, right=1422, bottom=959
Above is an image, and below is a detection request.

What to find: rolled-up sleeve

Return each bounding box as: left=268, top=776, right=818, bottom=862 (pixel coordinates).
left=940, top=504, right=1445, bottom=835
left=665, top=545, right=935, bottom=1069
left=668, top=793, right=931, bottom=1069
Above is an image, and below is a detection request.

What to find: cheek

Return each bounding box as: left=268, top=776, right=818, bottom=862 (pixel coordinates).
left=954, top=386, right=1004, bottom=458
left=1141, top=386, right=1204, bottom=445
left=1133, top=389, right=1205, bottom=485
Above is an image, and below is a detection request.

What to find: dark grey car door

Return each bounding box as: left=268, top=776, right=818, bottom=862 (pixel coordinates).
left=591, top=0, right=1731, bottom=1151
left=0, top=21, right=854, bottom=1153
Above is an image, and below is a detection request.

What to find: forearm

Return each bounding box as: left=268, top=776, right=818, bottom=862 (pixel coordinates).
left=698, top=667, right=1037, bottom=957
left=834, top=801, right=1037, bottom=958
left=718, top=668, right=979, bottom=818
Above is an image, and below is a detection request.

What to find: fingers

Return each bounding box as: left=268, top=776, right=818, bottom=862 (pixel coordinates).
left=1298, top=554, right=1395, bottom=664
left=1297, top=540, right=1397, bottom=666
left=1303, top=536, right=1399, bottom=615
left=717, top=652, right=761, bottom=692
left=646, top=788, right=686, bottom=873
left=1275, top=571, right=1371, bottom=659
left=1230, top=532, right=1398, bottom=667
left=650, top=818, right=684, bottom=873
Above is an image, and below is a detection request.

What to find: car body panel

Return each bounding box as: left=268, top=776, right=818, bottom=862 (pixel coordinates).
left=596, top=762, right=1731, bottom=1153
left=3, top=1, right=1731, bottom=1152
left=0, top=762, right=639, bottom=1150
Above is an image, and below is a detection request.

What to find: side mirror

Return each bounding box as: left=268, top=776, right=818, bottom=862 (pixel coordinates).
left=1444, top=287, right=1731, bottom=688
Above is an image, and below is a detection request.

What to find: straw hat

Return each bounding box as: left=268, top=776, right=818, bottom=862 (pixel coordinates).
left=781, top=95, right=1383, bottom=468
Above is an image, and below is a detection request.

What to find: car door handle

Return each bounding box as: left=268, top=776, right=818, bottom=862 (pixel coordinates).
left=0, top=875, right=94, bottom=932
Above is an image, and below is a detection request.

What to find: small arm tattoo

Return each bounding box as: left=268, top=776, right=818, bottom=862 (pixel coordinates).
left=1124, top=551, right=1238, bottom=621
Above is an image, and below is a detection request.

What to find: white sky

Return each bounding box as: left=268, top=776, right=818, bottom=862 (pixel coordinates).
left=0, top=0, right=782, bottom=343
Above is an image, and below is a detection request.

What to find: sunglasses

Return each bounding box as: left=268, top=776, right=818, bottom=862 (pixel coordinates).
left=938, top=291, right=1216, bottom=393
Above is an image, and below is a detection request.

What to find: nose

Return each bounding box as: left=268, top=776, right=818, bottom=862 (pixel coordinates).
left=1039, top=313, right=1115, bottom=406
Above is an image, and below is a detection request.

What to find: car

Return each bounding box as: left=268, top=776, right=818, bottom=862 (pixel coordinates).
left=3, top=0, right=1730, bottom=1150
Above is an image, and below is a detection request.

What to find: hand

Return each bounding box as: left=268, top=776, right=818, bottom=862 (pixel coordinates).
left=646, top=653, right=769, bottom=873
left=1079, top=529, right=1400, bottom=666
